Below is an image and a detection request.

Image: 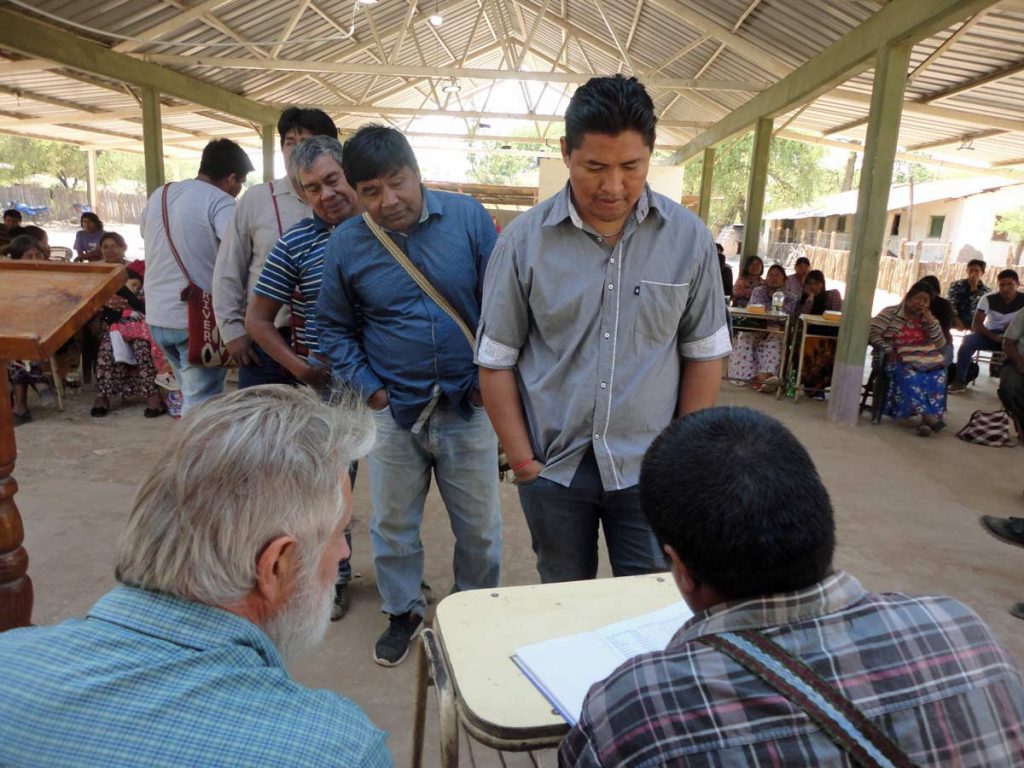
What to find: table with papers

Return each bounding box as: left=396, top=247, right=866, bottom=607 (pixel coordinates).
left=411, top=573, right=688, bottom=767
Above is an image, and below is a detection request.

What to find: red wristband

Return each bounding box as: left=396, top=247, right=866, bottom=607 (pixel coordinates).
left=510, top=458, right=535, bottom=474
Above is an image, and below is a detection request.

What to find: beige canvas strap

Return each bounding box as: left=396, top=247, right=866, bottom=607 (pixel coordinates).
left=362, top=211, right=475, bottom=350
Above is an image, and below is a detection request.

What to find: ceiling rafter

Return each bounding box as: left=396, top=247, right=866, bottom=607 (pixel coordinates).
left=112, top=0, right=234, bottom=54
left=270, top=0, right=312, bottom=59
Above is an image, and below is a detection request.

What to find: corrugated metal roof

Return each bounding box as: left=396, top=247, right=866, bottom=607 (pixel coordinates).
left=0, top=0, right=1020, bottom=174
left=765, top=176, right=1024, bottom=220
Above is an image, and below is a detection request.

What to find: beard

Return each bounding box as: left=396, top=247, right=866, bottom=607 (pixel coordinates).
left=262, top=566, right=335, bottom=664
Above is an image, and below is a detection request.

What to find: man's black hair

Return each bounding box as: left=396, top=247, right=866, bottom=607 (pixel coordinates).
left=640, top=407, right=835, bottom=601
left=341, top=124, right=419, bottom=188
left=563, top=75, right=657, bottom=152
left=3, top=208, right=22, bottom=222
left=4, top=234, right=41, bottom=259
left=997, top=268, right=1019, bottom=283
left=967, top=258, right=987, bottom=271
left=21, top=225, right=46, bottom=243
left=198, top=139, right=254, bottom=182
left=795, top=256, right=811, bottom=267
left=277, top=107, right=338, bottom=143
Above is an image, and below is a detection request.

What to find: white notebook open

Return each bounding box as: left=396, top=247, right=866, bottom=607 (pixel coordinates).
left=511, top=600, right=694, bottom=725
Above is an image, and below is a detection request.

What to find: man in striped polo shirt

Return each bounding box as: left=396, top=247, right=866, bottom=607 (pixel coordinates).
left=246, top=135, right=362, bottom=620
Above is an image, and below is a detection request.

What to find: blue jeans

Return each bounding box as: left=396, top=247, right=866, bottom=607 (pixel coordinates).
left=149, top=326, right=227, bottom=417
left=955, top=332, right=1002, bottom=383
left=517, top=450, right=666, bottom=583
left=367, top=402, right=502, bottom=617
left=238, top=328, right=297, bottom=389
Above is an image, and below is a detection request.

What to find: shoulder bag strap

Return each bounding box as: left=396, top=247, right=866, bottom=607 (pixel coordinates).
left=699, top=630, right=917, bottom=768
left=160, top=183, right=192, bottom=286
left=361, top=211, right=475, bottom=350
left=269, top=184, right=284, bottom=237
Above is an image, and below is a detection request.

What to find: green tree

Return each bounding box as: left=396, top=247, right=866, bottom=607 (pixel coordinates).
left=0, top=136, right=86, bottom=189
left=466, top=141, right=545, bottom=185
left=683, top=134, right=842, bottom=234
left=994, top=207, right=1024, bottom=264
left=96, top=150, right=147, bottom=190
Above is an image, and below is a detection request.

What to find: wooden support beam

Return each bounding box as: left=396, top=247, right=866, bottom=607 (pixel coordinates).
left=742, top=117, right=772, bottom=256
left=141, top=87, right=165, bottom=197
left=0, top=8, right=278, bottom=126
left=85, top=149, right=98, bottom=211
left=669, top=0, right=1001, bottom=163
left=262, top=124, right=275, bottom=183
left=906, top=128, right=1004, bottom=152
left=139, top=53, right=768, bottom=92
left=775, top=128, right=1024, bottom=181
left=825, top=88, right=1024, bottom=135
left=828, top=44, right=912, bottom=426
left=112, top=0, right=234, bottom=54
left=698, top=147, right=715, bottom=224
left=919, top=57, right=1024, bottom=103
left=907, top=12, right=987, bottom=82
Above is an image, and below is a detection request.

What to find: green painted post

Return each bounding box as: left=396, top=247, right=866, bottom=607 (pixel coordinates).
left=85, top=149, right=98, bottom=211
left=828, top=43, right=912, bottom=425
left=141, top=87, right=165, bottom=197
left=742, top=117, right=772, bottom=257
left=262, top=124, right=275, bottom=184
left=698, top=147, right=715, bottom=224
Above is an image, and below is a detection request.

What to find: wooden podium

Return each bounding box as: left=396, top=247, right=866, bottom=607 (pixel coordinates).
left=0, top=261, right=125, bottom=631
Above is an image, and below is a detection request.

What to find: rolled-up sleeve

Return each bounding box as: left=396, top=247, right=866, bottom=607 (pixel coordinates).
left=316, top=232, right=384, bottom=399
left=677, top=230, right=731, bottom=361
left=475, top=231, right=529, bottom=370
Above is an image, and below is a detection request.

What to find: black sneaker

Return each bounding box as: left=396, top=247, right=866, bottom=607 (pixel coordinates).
left=330, top=584, right=349, bottom=622
left=373, top=612, right=423, bottom=667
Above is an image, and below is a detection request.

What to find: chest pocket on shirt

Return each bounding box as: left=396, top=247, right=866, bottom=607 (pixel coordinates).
left=635, top=280, right=689, bottom=342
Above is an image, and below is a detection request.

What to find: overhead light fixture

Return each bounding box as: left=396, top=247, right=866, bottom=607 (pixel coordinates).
left=500, top=144, right=512, bottom=150
left=478, top=122, right=491, bottom=129
left=356, top=0, right=379, bottom=4
left=957, top=136, right=975, bottom=151
left=441, top=77, right=461, bottom=94
left=429, top=0, right=443, bottom=26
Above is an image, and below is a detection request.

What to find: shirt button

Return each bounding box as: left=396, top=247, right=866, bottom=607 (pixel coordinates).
left=607, top=283, right=614, bottom=290
left=604, top=332, right=610, bottom=339
left=610, top=258, right=615, bottom=264
left=600, top=382, right=607, bottom=389
left=594, top=433, right=600, bottom=439
left=596, top=237, right=603, bottom=243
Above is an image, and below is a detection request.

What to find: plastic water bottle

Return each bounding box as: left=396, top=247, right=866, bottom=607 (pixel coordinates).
left=772, top=290, right=785, bottom=313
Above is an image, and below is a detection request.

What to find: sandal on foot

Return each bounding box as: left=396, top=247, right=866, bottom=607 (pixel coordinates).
left=90, top=406, right=109, bottom=417
left=143, top=406, right=167, bottom=418
left=13, top=410, right=32, bottom=426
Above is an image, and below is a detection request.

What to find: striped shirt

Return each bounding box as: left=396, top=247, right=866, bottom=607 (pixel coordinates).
left=254, top=213, right=334, bottom=354
left=560, top=571, right=1024, bottom=767
left=0, top=586, right=392, bottom=768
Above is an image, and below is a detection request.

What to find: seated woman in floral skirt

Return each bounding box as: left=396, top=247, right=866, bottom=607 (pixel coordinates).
left=90, top=234, right=166, bottom=418
left=727, top=264, right=796, bottom=389
left=869, top=281, right=948, bottom=437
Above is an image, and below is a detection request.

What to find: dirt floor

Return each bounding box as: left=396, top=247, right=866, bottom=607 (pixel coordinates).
left=9, top=368, right=1023, bottom=767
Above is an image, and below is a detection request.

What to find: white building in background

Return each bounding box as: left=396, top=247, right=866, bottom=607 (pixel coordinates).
left=763, top=177, right=1024, bottom=265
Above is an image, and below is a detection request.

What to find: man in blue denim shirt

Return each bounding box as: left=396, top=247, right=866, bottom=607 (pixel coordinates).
left=317, top=125, right=502, bottom=667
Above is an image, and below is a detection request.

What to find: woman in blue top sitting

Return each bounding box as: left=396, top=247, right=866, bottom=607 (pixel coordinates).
left=73, top=212, right=105, bottom=262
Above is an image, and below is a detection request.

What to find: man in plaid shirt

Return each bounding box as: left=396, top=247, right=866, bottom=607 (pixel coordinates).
left=560, top=407, right=1024, bottom=767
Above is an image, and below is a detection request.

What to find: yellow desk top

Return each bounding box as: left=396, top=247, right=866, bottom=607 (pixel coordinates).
left=434, top=574, right=682, bottom=739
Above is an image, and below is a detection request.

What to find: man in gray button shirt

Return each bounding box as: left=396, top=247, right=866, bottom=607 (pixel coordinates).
left=476, top=75, right=731, bottom=583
